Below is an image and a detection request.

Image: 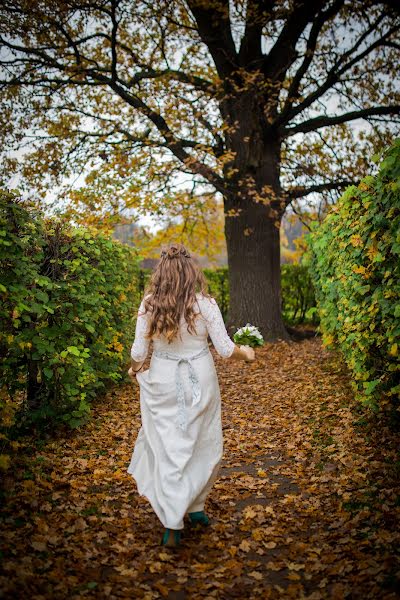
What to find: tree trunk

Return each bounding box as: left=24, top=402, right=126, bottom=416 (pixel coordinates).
left=224, top=199, right=290, bottom=342
left=223, top=135, right=291, bottom=342
left=27, top=358, right=41, bottom=411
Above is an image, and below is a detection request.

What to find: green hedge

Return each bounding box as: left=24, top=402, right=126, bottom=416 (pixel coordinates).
left=203, top=268, right=230, bottom=321
left=0, top=192, right=315, bottom=448
left=0, top=192, right=141, bottom=430
left=304, top=139, right=400, bottom=412
left=281, top=263, right=318, bottom=325
left=137, top=264, right=317, bottom=325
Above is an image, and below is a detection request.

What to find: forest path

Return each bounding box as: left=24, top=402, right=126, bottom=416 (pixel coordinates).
left=1, top=338, right=399, bottom=599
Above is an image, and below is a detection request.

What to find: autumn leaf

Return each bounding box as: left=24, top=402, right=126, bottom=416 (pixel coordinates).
left=239, top=539, right=251, bottom=552
left=249, top=571, right=263, bottom=580
left=0, top=340, right=399, bottom=599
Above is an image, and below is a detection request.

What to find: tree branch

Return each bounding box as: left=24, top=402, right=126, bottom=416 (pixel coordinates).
left=91, top=76, right=226, bottom=192
left=186, top=0, right=237, bottom=77
left=110, top=0, right=119, bottom=82
left=238, top=0, right=272, bottom=67
left=276, top=22, right=400, bottom=127
left=263, top=0, right=326, bottom=82
left=281, top=105, right=400, bottom=136
left=280, top=0, right=345, bottom=116
left=127, top=67, right=216, bottom=94
left=285, top=179, right=358, bottom=199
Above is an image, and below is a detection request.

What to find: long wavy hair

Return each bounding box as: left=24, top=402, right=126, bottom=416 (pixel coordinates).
left=141, top=243, right=212, bottom=343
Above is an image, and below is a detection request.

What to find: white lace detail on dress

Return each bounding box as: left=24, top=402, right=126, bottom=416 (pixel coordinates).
left=197, top=296, right=235, bottom=358
left=131, top=294, right=235, bottom=361
left=130, top=298, right=150, bottom=361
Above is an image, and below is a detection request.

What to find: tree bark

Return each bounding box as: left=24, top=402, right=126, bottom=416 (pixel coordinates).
left=223, top=131, right=291, bottom=342
left=224, top=198, right=290, bottom=342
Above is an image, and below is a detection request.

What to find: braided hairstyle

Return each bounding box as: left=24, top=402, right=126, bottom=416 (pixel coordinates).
left=141, top=243, right=212, bottom=343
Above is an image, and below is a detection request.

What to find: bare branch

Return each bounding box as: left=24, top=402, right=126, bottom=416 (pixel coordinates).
left=281, top=0, right=345, bottom=116
left=263, top=0, right=326, bottom=82
left=285, top=179, right=358, bottom=200
left=186, top=0, right=237, bottom=77
left=276, top=22, right=400, bottom=127
left=281, top=105, right=400, bottom=137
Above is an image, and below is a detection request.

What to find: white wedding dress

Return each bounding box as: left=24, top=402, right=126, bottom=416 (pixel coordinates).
left=127, top=292, right=235, bottom=530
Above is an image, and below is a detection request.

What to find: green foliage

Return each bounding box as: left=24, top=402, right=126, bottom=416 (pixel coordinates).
left=0, top=191, right=141, bottom=431
left=304, top=139, right=400, bottom=412
left=281, top=263, right=318, bottom=325
left=203, top=267, right=230, bottom=322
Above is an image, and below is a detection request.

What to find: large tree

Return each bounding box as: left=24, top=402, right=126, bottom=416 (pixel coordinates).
left=1, top=0, right=399, bottom=340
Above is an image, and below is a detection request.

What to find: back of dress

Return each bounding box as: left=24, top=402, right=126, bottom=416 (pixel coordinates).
left=128, top=291, right=231, bottom=531
left=131, top=292, right=235, bottom=361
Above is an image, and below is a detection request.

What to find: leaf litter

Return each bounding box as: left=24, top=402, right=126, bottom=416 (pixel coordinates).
left=0, top=338, right=399, bottom=599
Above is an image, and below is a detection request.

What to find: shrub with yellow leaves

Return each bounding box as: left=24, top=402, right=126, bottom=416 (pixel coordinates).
left=304, top=139, right=400, bottom=413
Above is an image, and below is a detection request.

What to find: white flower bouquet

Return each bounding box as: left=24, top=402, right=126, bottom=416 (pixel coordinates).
left=233, top=323, right=264, bottom=348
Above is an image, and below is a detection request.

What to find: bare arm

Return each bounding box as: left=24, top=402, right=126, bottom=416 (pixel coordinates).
left=130, top=356, right=145, bottom=371
left=229, top=344, right=255, bottom=361
left=128, top=298, right=150, bottom=379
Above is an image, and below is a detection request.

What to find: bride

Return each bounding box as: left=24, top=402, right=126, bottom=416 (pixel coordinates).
left=127, top=242, right=255, bottom=547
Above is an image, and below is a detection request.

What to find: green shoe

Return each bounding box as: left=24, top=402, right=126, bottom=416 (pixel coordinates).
left=188, top=511, right=210, bottom=526
left=160, top=528, right=182, bottom=547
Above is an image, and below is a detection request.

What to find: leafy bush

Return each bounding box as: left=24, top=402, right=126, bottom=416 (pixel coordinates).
left=304, top=139, right=400, bottom=412
left=203, top=267, right=230, bottom=321
left=281, top=263, right=318, bottom=325
left=0, top=192, right=141, bottom=431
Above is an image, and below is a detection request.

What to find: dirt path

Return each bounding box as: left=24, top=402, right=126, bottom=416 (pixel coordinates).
left=1, top=338, right=399, bottom=599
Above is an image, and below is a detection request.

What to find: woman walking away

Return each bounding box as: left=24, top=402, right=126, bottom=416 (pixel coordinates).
left=127, top=243, right=255, bottom=548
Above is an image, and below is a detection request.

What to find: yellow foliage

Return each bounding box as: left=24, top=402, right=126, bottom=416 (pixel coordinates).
left=0, top=455, right=10, bottom=470
left=352, top=265, right=367, bottom=275
left=138, top=194, right=226, bottom=264
left=350, top=234, right=363, bottom=247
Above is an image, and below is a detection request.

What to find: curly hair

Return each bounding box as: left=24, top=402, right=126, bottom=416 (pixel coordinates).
left=141, top=242, right=212, bottom=343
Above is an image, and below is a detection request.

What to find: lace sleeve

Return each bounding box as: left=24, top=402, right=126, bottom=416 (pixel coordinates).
left=130, top=298, right=150, bottom=361
left=200, top=296, right=235, bottom=358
